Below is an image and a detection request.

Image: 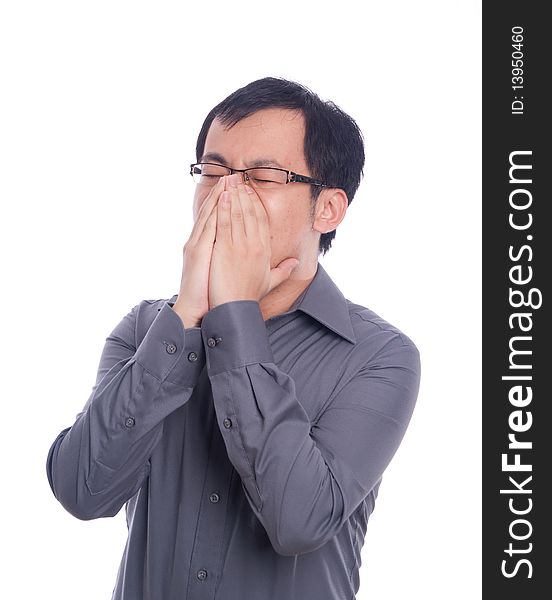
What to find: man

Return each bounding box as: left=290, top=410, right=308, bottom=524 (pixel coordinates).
left=46, top=77, right=421, bottom=600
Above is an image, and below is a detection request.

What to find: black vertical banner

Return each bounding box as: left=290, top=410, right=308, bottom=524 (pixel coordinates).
left=483, top=2, right=550, bottom=598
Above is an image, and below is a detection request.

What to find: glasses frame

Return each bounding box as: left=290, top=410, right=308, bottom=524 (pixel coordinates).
left=189, top=162, right=328, bottom=188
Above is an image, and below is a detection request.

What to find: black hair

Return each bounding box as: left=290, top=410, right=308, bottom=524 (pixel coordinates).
left=195, top=76, right=365, bottom=255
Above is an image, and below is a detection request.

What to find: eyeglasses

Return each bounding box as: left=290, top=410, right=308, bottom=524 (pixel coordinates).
left=189, top=162, right=328, bottom=189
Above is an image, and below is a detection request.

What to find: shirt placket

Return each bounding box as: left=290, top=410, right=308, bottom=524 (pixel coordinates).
left=185, top=397, right=235, bottom=599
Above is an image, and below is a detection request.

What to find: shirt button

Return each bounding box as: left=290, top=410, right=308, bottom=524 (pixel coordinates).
left=209, top=492, right=220, bottom=503
left=223, top=418, right=232, bottom=429
left=187, top=351, right=198, bottom=362
left=165, top=343, right=177, bottom=354
left=125, top=417, right=135, bottom=428
left=207, top=337, right=217, bottom=348
left=197, top=569, right=208, bottom=581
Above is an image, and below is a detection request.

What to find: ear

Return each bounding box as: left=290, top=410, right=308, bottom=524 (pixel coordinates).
left=312, top=188, right=349, bottom=234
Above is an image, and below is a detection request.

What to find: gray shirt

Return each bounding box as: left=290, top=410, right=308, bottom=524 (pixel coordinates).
left=46, top=261, right=421, bottom=600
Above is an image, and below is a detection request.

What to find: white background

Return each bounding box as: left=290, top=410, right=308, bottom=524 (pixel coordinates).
left=0, top=1, right=481, bottom=598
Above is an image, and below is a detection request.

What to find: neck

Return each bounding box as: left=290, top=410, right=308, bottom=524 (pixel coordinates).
left=259, top=260, right=318, bottom=321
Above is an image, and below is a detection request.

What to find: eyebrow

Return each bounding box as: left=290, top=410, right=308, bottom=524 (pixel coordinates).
left=200, top=152, right=285, bottom=169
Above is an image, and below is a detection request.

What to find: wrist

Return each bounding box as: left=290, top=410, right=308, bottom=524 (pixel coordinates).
left=170, top=303, right=201, bottom=329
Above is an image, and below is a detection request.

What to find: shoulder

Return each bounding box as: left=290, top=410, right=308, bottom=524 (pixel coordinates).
left=340, top=300, right=421, bottom=420
left=345, top=298, right=420, bottom=368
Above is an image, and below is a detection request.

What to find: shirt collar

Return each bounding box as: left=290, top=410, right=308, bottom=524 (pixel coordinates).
left=169, top=261, right=357, bottom=345
left=291, top=261, right=357, bottom=344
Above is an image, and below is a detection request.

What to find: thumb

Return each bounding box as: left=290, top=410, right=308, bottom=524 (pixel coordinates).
left=269, top=258, right=300, bottom=289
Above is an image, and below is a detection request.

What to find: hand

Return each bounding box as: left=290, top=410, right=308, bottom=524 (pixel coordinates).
left=208, top=176, right=300, bottom=310
left=172, top=175, right=226, bottom=327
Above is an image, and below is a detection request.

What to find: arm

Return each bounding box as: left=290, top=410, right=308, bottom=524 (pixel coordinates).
left=201, top=300, right=421, bottom=556
left=46, top=300, right=205, bottom=520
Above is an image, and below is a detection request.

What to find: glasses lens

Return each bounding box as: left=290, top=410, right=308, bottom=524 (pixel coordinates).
left=246, top=168, right=287, bottom=188
left=192, top=163, right=231, bottom=185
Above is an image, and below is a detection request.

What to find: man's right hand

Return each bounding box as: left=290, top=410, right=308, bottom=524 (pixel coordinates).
left=171, top=174, right=229, bottom=329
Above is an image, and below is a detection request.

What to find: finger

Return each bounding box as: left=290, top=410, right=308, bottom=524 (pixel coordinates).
left=236, top=182, right=259, bottom=239
left=190, top=176, right=225, bottom=244
left=192, top=201, right=219, bottom=252
left=196, top=176, right=225, bottom=225
left=270, top=257, right=300, bottom=290
left=249, top=185, right=271, bottom=248
left=199, top=202, right=218, bottom=244
left=229, top=183, right=246, bottom=243
left=216, top=190, right=232, bottom=243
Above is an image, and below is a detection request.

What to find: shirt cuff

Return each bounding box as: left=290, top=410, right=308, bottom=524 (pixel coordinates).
left=201, top=300, right=274, bottom=375
left=134, top=300, right=206, bottom=386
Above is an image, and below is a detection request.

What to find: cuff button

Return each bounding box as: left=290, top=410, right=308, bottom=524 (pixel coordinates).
left=188, top=351, right=198, bottom=362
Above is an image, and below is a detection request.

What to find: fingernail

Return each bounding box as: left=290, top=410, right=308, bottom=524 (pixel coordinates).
left=245, top=185, right=254, bottom=194
left=228, top=174, right=239, bottom=188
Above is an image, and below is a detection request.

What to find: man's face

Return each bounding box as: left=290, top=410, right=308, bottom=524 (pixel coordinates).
left=193, top=108, right=319, bottom=269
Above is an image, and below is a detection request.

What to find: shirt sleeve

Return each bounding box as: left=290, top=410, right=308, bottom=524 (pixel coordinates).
left=201, top=300, right=421, bottom=556
left=46, top=300, right=206, bottom=520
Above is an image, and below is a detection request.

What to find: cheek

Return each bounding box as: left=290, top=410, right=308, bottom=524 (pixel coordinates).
left=265, top=202, right=308, bottom=242
left=262, top=202, right=288, bottom=238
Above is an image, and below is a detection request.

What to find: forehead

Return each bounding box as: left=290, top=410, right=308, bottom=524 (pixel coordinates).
left=202, top=107, right=307, bottom=170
